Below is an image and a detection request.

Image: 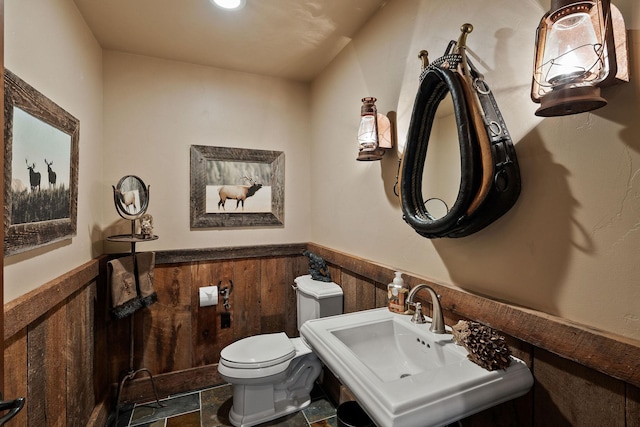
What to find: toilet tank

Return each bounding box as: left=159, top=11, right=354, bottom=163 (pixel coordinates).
left=294, top=275, right=343, bottom=330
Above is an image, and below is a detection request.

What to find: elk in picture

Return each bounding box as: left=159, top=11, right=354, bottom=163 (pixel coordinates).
left=45, top=158, right=57, bottom=188
left=25, top=159, right=41, bottom=192
left=217, top=176, right=263, bottom=210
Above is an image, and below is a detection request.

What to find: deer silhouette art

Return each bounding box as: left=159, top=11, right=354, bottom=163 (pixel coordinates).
left=45, top=158, right=57, bottom=188
left=25, top=159, right=41, bottom=192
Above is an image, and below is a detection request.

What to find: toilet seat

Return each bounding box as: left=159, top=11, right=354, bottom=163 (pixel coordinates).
left=220, top=332, right=296, bottom=369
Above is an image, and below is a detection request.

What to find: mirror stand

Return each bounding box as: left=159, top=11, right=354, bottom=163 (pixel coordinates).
left=107, top=176, right=161, bottom=425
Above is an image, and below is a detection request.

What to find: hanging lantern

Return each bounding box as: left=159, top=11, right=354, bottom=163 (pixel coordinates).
left=531, top=0, right=629, bottom=117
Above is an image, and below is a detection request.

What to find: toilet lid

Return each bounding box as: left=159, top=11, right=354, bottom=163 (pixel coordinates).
left=220, top=332, right=296, bottom=369
left=295, top=275, right=343, bottom=299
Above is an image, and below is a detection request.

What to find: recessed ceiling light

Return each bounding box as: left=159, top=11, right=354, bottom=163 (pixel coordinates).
left=210, top=0, right=245, bottom=10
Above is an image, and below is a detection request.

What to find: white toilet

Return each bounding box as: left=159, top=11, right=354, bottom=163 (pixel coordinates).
left=218, top=275, right=343, bottom=427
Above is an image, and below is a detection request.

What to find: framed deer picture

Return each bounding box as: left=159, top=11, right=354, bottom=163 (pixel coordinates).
left=3, top=69, right=80, bottom=256
left=190, top=145, right=284, bottom=228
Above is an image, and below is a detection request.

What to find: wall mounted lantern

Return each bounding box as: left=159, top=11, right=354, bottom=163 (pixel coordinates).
left=357, top=97, right=395, bottom=161
left=531, top=0, right=629, bottom=117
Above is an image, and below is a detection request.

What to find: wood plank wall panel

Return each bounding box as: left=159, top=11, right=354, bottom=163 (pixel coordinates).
left=258, top=258, right=286, bottom=334
left=27, top=302, right=67, bottom=426
left=4, top=260, right=105, bottom=427
left=232, top=259, right=262, bottom=340
left=66, top=286, right=95, bottom=426
left=142, top=263, right=193, bottom=373
left=374, top=281, right=387, bottom=309
left=340, top=271, right=375, bottom=314
left=628, top=384, right=640, bottom=427
left=258, top=256, right=308, bottom=337
left=260, top=257, right=289, bottom=334
left=105, top=306, right=134, bottom=390
left=155, top=243, right=307, bottom=264
left=284, top=256, right=306, bottom=337
left=533, top=348, right=626, bottom=426
left=460, top=393, right=533, bottom=427
left=191, top=260, right=234, bottom=366
left=325, top=264, right=341, bottom=287
left=4, top=330, right=27, bottom=427
left=4, top=259, right=100, bottom=341
left=93, top=259, right=111, bottom=404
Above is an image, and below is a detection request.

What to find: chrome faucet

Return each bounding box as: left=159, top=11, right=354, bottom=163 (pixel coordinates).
left=406, top=284, right=446, bottom=334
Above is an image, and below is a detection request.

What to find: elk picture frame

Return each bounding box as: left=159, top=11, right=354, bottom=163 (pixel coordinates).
left=190, top=145, right=284, bottom=228
left=3, top=69, right=80, bottom=256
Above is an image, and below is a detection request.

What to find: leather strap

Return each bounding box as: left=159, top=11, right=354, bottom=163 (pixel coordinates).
left=458, top=67, right=494, bottom=216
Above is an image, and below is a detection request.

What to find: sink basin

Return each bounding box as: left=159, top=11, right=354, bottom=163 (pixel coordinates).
left=330, top=316, right=462, bottom=383
left=300, top=308, right=533, bottom=427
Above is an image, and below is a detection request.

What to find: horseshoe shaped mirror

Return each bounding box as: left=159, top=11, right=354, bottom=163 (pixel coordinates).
left=112, top=175, right=149, bottom=220
left=399, top=65, right=478, bottom=238
left=398, top=25, right=521, bottom=239
left=417, top=91, right=462, bottom=222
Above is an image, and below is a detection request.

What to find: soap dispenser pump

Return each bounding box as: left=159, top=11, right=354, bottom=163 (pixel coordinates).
left=388, top=271, right=409, bottom=313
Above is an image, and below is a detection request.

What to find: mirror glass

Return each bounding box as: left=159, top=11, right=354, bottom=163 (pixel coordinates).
left=113, top=175, right=149, bottom=220
left=420, top=93, right=461, bottom=220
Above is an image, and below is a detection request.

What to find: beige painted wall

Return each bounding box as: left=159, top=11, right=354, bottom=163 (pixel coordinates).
left=310, top=0, right=640, bottom=340
left=4, top=0, right=639, bottom=343
left=4, top=0, right=103, bottom=302
left=101, top=52, right=311, bottom=252
left=3, top=1, right=312, bottom=302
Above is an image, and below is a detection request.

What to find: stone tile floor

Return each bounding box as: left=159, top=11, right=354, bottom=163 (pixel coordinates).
left=112, top=383, right=338, bottom=427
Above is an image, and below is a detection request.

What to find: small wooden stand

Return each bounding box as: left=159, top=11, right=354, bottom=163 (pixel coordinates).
left=107, top=221, right=161, bottom=425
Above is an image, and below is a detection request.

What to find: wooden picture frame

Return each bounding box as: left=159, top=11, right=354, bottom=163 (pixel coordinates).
left=190, top=145, right=284, bottom=228
left=4, top=69, right=79, bottom=256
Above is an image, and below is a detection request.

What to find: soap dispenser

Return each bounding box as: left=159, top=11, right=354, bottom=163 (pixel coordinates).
left=388, top=271, right=409, bottom=313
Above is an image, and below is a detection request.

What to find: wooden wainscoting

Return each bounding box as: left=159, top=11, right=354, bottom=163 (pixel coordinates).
left=106, top=245, right=309, bottom=403
left=3, top=260, right=101, bottom=427
left=2, top=244, right=311, bottom=426
left=3, top=243, right=640, bottom=426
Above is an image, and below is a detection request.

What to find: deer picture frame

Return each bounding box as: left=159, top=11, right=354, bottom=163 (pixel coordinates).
left=190, top=145, right=284, bottom=228
left=3, top=69, right=80, bottom=256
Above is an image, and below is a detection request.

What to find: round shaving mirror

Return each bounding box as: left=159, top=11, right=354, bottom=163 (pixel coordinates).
left=112, top=175, right=149, bottom=220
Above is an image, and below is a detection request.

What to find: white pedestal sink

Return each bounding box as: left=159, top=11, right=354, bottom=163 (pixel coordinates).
left=300, top=308, right=533, bottom=427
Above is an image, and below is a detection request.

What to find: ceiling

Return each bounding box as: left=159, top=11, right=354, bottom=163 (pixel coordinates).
left=73, top=0, right=387, bottom=83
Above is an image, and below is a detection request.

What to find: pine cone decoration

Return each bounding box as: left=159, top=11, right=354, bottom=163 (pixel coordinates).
left=451, top=320, right=512, bottom=371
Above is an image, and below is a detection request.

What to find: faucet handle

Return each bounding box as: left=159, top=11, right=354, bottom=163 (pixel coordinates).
left=410, top=302, right=427, bottom=324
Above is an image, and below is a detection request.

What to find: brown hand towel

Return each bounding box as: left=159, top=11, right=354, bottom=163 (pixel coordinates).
left=136, top=252, right=158, bottom=307
left=108, top=256, right=142, bottom=319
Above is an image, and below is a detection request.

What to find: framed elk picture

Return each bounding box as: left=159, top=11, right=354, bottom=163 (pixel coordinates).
left=3, top=69, right=80, bottom=256
left=190, top=145, right=284, bottom=228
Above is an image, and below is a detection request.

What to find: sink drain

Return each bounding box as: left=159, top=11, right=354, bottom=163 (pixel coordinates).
left=400, top=373, right=411, bottom=378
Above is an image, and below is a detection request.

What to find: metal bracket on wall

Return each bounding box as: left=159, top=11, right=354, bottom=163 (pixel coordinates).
left=219, top=280, right=233, bottom=329
left=219, top=280, right=233, bottom=311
